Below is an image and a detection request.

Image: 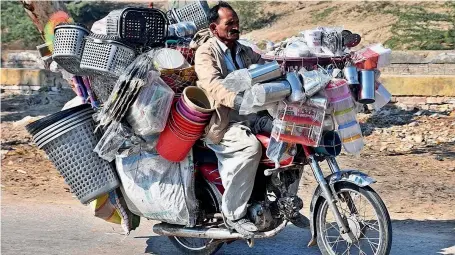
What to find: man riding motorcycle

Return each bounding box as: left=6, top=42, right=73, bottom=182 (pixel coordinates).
left=193, top=1, right=274, bottom=236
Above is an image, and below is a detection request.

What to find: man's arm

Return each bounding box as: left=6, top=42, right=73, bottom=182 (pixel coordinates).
left=194, top=47, right=238, bottom=108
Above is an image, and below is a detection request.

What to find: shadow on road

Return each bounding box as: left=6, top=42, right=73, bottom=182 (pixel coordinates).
left=143, top=219, right=455, bottom=255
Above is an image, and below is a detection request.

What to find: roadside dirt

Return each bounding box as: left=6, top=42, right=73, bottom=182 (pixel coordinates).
left=1, top=90, right=454, bottom=221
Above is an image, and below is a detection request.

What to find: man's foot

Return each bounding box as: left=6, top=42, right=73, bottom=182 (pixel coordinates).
left=225, top=218, right=258, bottom=237
left=290, top=213, right=310, bottom=229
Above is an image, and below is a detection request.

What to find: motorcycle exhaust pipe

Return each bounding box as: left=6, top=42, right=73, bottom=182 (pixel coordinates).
left=153, top=223, right=244, bottom=239
left=153, top=221, right=288, bottom=240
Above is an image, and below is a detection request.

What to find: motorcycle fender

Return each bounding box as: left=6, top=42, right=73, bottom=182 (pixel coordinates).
left=326, top=170, right=376, bottom=187
left=307, top=170, right=375, bottom=246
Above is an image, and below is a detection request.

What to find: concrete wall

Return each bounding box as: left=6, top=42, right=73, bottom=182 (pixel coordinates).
left=0, top=68, right=70, bottom=90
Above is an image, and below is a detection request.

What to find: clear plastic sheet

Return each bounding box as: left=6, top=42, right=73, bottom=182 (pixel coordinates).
left=96, top=50, right=161, bottom=127
left=239, top=89, right=283, bottom=115
left=320, top=27, right=344, bottom=56
left=251, top=81, right=291, bottom=106
left=94, top=121, right=134, bottom=162
left=115, top=150, right=198, bottom=226
left=300, top=69, right=331, bottom=97
left=125, top=72, right=175, bottom=136
left=266, top=132, right=296, bottom=165
left=221, top=68, right=253, bottom=93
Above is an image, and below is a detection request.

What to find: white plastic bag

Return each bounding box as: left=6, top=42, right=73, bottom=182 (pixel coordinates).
left=221, top=68, right=252, bottom=93
left=115, top=150, right=198, bottom=226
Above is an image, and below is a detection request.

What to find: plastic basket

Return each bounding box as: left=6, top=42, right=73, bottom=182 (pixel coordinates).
left=80, top=34, right=136, bottom=77
left=52, top=23, right=90, bottom=75
left=27, top=106, right=120, bottom=204
left=169, top=1, right=209, bottom=30
left=273, top=101, right=325, bottom=146
left=106, top=7, right=168, bottom=47
left=160, top=66, right=197, bottom=94
left=261, top=54, right=351, bottom=72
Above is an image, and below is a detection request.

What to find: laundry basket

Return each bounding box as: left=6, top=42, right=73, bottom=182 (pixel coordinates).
left=26, top=105, right=120, bottom=204
left=52, top=23, right=90, bottom=75
left=106, top=7, right=168, bottom=47
left=80, top=34, right=136, bottom=77
left=168, top=1, right=209, bottom=30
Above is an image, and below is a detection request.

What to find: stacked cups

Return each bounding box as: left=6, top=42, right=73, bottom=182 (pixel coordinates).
left=156, top=87, right=214, bottom=162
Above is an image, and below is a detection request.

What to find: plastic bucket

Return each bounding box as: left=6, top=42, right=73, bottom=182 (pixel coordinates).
left=172, top=107, right=207, bottom=131
left=179, top=97, right=212, bottom=118
left=182, top=86, right=214, bottom=113
left=156, top=121, right=200, bottom=162
left=176, top=100, right=211, bottom=123
left=314, top=131, right=342, bottom=156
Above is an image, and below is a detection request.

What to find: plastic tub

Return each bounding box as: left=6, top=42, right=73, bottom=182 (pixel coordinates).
left=271, top=120, right=322, bottom=147
left=156, top=121, right=200, bottom=162
left=325, top=79, right=350, bottom=100
left=331, top=93, right=355, bottom=113
left=338, top=121, right=364, bottom=154
left=333, top=107, right=357, bottom=125
left=314, top=131, right=342, bottom=156
left=182, top=86, right=214, bottom=113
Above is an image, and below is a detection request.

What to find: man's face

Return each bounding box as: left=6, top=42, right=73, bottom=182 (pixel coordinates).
left=210, top=7, right=240, bottom=43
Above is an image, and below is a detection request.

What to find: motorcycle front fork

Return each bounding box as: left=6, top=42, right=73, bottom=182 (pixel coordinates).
left=308, top=155, right=357, bottom=243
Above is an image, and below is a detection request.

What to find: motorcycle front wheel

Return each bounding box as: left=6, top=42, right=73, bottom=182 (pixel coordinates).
left=316, top=182, right=392, bottom=255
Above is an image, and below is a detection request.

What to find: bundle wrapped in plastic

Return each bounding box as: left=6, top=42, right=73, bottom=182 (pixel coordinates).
left=299, top=69, right=331, bottom=97
left=353, top=44, right=392, bottom=70
left=221, top=68, right=253, bottom=93
left=251, top=80, right=291, bottom=106
left=125, top=71, right=175, bottom=136
left=94, top=121, right=134, bottom=162
left=97, top=50, right=160, bottom=127
left=115, top=150, right=198, bottom=226
left=320, top=27, right=345, bottom=56
left=266, top=136, right=296, bottom=167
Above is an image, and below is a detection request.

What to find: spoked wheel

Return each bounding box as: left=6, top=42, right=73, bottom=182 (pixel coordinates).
left=169, top=181, right=224, bottom=255
left=316, top=182, right=392, bottom=255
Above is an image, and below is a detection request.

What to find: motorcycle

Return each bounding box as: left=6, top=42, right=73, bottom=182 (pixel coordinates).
left=152, top=133, right=393, bottom=255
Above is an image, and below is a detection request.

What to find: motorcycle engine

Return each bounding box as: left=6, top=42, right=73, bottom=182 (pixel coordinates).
left=247, top=202, right=274, bottom=231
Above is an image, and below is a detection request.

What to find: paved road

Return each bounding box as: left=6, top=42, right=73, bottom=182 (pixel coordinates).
left=2, top=202, right=454, bottom=255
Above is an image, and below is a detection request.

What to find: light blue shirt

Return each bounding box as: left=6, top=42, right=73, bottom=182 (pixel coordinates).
left=216, top=39, right=244, bottom=74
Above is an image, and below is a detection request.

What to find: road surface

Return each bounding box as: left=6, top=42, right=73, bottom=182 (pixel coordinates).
left=2, top=201, right=454, bottom=255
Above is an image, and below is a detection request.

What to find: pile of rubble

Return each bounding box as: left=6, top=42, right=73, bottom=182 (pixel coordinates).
left=358, top=105, right=455, bottom=156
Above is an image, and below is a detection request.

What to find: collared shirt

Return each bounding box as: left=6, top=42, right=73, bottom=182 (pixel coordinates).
left=216, top=38, right=245, bottom=74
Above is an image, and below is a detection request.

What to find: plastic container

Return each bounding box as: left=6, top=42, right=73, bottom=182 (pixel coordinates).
left=27, top=106, right=119, bottom=204
left=182, top=86, right=214, bottom=113
left=80, top=34, right=136, bottom=77
left=372, top=83, right=392, bottom=111
left=276, top=101, right=325, bottom=126
left=333, top=107, right=357, bottom=126
left=325, top=79, right=350, bottom=99
left=338, top=121, right=364, bottom=154
left=271, top=120, right=322, bottom=147
left=169, top=1, right=210, bottom=30
left=314, top=130, right=342, bottom=156
left=52, top=23, right=90, bottom=75
left=125, top=75, right=175, bottom=136
left=106, top=7, right=168, bottom=47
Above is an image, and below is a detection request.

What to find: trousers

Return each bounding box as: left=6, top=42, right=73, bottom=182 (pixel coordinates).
left=205, top=123, right=262, bottom=220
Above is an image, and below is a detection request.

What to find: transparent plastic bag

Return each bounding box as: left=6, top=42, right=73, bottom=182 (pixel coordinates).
left=266, top=133, right=296, bottom=166
left=319, top=27, right=344, bottom=56
left=221, top=68, right=252, bottom=93
left=251, top=81, right=291, bottom=106
left=125, top=72, right=175, bottom=136
left=300, top=69, right=331, bottom=97
left=94, top=121, right=134, bottom=162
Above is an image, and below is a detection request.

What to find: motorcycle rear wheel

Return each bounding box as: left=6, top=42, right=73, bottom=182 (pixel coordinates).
left=168, top=181, right=224, bottom=254
left=316, top=182, right=392, bottom=255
